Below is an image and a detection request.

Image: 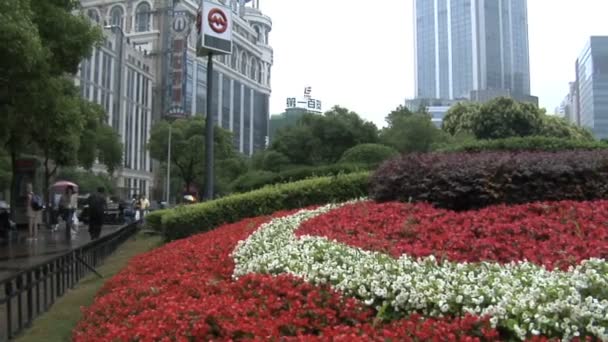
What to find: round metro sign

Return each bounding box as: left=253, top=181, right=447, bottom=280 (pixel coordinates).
left=208, top=8, right=228, bottom=34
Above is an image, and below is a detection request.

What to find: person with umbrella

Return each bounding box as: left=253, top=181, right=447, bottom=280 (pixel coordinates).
left=59, top=185, right=78, bottom=241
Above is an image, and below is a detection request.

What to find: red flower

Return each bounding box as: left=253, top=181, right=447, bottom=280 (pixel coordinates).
left=73, top=208, right=506, bottom=341
left=297, top=200, right=608, bottom=270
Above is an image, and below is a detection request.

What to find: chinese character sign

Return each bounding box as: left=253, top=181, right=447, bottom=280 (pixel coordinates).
left=286, top=98, right=296, bottom=108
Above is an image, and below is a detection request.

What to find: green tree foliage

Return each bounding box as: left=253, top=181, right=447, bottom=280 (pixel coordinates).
left=442, top=102, right=481, bottom=136
left=380, top=106, right=447, bottom=153
left=97, top=125, right=124, bottom=176
left=30, top=77, right=83, bottom=207
left=339, top=144, right=398, bottom=167
left=56, top=168, right=116, bottom=195
left=250, top=150, right=290, bottom=172
left=1, top=0, right=101, bottom=212
left=77, top=100, right=123, bottom=175
left=271, top=106, right=379, bottom=165
left=443, top=97, right=595, bottom=142
left=471, top=97, right=543, bottom=139
left=539, top=115, right=595, bottom=141
left=148, top=116, right=241, bottom=197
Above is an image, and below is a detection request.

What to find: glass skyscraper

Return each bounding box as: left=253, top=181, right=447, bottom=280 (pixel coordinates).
left=414, top=0, right=531, bottom=101
left=576, top=37, right=608, bottom=139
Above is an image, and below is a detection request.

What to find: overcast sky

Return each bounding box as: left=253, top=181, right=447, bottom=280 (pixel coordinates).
left=259, top=0, right=608, bottom=128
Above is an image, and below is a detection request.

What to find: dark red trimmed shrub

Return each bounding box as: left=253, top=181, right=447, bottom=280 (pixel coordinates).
left=369, top=151, right=608, bottom=211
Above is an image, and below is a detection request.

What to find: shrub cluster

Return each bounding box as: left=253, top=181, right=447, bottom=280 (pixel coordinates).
left=339, top=143, right=398, bottom=166
left=159, top=172, right=369, bottom=241
left=370, top=150, right=608, bottom=211
left=230, top=163, right=369, bottom=194
left=439, top=136, right=608, bottom=153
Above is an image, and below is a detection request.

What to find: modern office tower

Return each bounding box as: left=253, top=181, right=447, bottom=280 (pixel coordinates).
left=576, top=36, right=608, bottom=139
left=414, top=0, right=535, bottom=104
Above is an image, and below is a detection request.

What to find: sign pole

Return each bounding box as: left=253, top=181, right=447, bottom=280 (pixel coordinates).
left=199, top=0, right=232, bottom=201
left=204, top=52, right=214, bottom=200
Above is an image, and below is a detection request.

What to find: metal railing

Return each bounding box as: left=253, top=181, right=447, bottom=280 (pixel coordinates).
left=0, top=222, right=140, bottom=341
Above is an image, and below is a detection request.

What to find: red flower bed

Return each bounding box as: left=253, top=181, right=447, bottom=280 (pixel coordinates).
left=296, top=201, right=608, bottom=270
left=73, top=210, right=503, bottom=341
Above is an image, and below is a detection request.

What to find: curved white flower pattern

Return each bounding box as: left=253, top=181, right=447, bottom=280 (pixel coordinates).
left=231, top=203, right=608, bottom=341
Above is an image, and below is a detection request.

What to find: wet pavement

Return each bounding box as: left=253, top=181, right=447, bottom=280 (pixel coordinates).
left=0, top=225, right=122, bottom=282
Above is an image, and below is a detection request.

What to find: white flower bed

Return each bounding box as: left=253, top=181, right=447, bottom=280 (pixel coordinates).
left=231, top=204, right=608, bottom=341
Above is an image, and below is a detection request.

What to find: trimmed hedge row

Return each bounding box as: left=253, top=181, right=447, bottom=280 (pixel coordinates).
left=157, top=172, right=369, bottom=241
left=370, top=150, right=608, bottom=211
left=230, top=163, right=370, bottom=194
left=438, top=136, right=607, bottom=153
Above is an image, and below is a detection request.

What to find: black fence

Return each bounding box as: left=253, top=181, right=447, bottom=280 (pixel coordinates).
left=0, top=222, right=139, bottom=341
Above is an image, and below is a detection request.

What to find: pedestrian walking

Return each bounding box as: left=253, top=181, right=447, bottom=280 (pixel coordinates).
left=87, top=187, right=106, bottom=240
left=26, top=183, right=43, bottom=241
left=59, top=185, right=77, bottom=241
left=140, top=194, right=150, bottom=219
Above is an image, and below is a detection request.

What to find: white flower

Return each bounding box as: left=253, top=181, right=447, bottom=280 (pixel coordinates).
left=231, top=201, right=608, bottom=341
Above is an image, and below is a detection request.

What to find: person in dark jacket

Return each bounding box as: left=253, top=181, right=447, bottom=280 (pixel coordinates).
left=87, top=187, right=107, bottom=240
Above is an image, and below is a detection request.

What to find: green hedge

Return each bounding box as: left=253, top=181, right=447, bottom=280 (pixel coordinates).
left=229, top=163, right=370, bottom=194
left=160, top=172, right=370, bottom=241
left=339, top=144, right=399, bottom=167
left=145, top=209, right=169, bottom=233
left=438, top=136, right=607, bottom=153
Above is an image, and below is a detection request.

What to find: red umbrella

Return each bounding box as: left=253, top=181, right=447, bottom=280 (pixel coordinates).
left=50, top=180, right=79, bottom=192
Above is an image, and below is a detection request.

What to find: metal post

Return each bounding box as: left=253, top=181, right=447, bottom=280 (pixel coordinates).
left=166, top=123, right=172, bottom=204
left=204, top=53, right=214, bottom=200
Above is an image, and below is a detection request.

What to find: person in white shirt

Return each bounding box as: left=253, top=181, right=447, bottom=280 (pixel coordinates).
left=59, top=186, right=77, bottom=241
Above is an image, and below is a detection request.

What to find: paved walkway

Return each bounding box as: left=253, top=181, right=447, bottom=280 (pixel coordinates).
left=0, top=225, right=122, bottom=282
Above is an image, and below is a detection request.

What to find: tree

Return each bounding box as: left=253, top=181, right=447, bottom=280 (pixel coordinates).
left=471, top=97, right=543, bottom=140
left=442, top=102, right=481, bottom=136
left=1, top=0, right=101, bottom=215
left=77, top=100, right=123, bottom=175
left=148, top=116, right=239, bottom=198
left=96, top=125, right=123, bottom=176
left=381, top=112, right=446, bottom=153
left=339, top=144, right=399, bottom=167
left=30, top=77, right=83, bottom=219
left=251, top=150, right=290, bottom=172
left=271, top=106, right=379, bottom=165
left=78, top=100, right=105, bottom=170
left=385, top=105, right=414, bottom=127
left=539, top=115, right=595, bottom=141
left=56, top=168, right=116, bottom=195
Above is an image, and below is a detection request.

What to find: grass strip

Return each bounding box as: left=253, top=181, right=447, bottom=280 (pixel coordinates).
left=15, top=232, right=162, bottom=342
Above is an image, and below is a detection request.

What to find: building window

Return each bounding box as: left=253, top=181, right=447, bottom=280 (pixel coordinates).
left=254, top=26, right=261, bottom=43
left=250, top=58, right=257, bottom=81
left=240, top=52, right=248, bottom=75
left=110, top=6, right=124, bottom=30
left=257, top=61, right=263, bottom=83
left=87, top=9, right=100, bottom=23
left=135, top=2, right=151, bottom=32
left=231, top=47, right=238, bottom=69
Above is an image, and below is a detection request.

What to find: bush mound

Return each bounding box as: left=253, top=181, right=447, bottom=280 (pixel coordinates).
left=160, top=172, right=369, bottom=241
left=439, top=136, right=607, bottom=153
left=370, top=150, right=608, bottom=211
left=339, top=143, right=398, bottom=167
left=230, top=163, right=368, bottom=194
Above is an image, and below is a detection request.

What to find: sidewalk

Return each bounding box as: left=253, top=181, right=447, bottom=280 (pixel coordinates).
left=0, top=225, right=122, bottom=282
